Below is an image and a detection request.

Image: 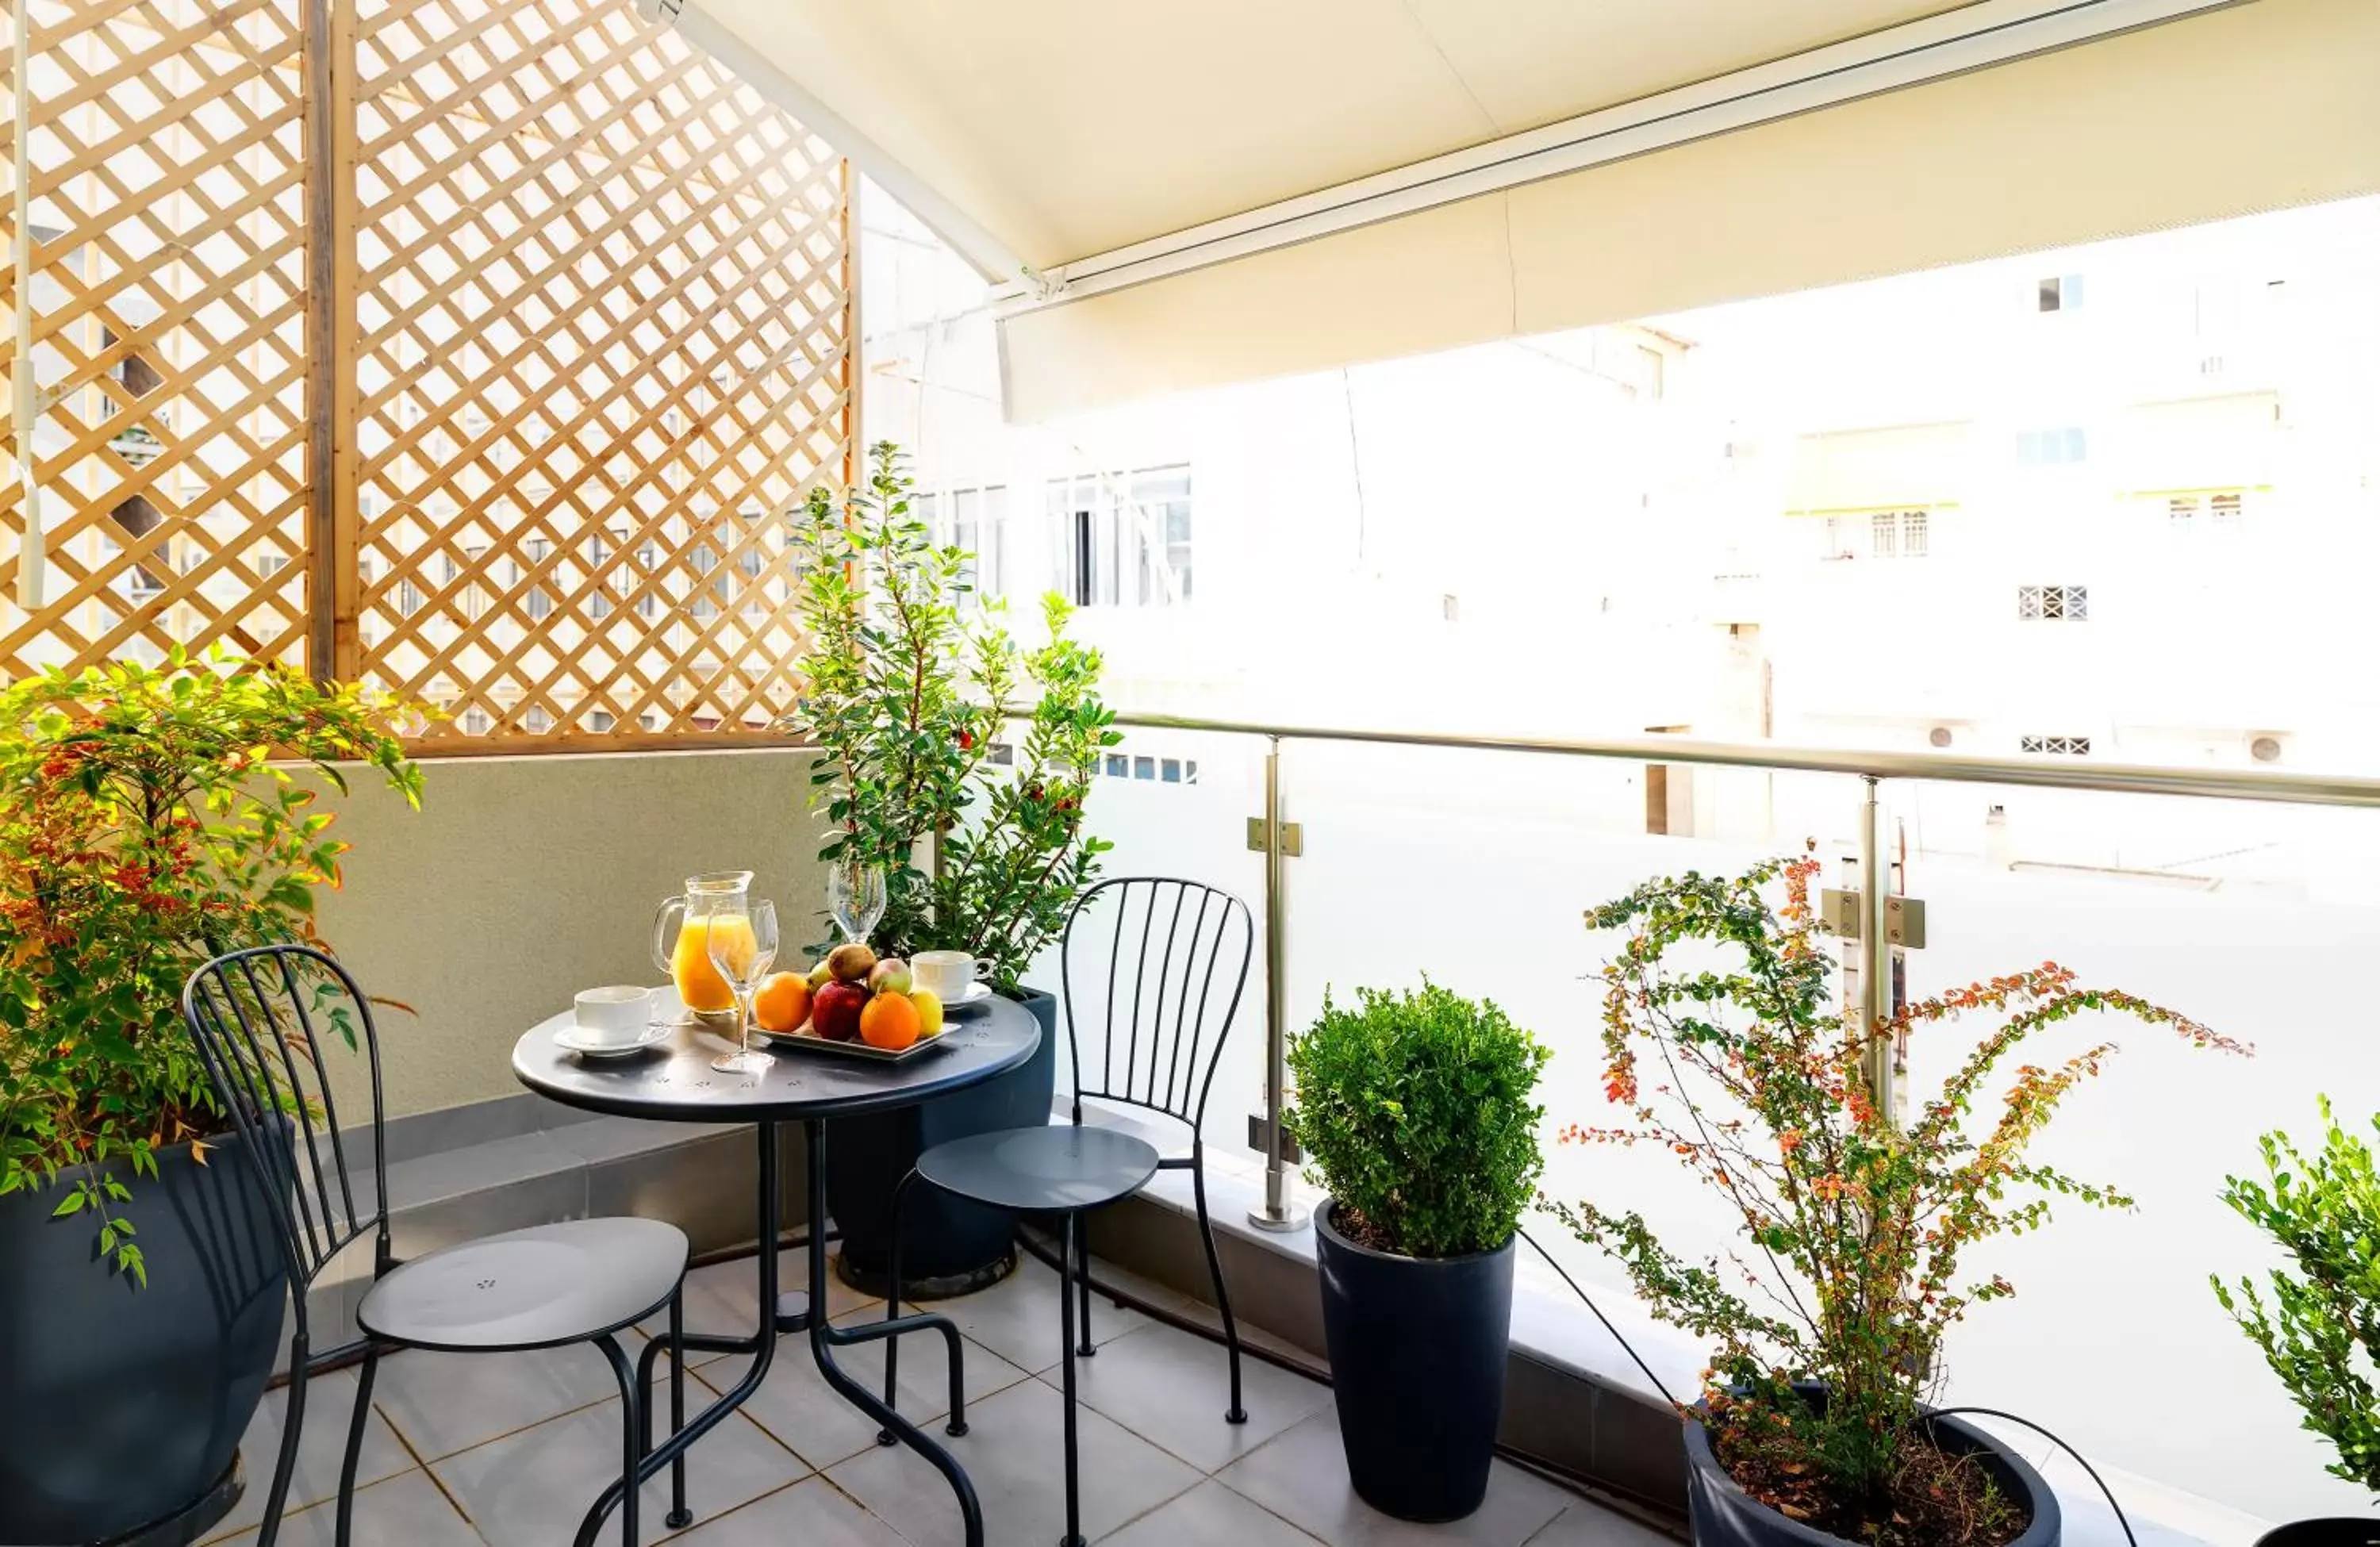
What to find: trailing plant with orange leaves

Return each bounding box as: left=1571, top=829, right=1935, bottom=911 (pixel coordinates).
left=0, top=651, right=419, bottom=1284
left=1546, top=854, right=2244, bottom=1533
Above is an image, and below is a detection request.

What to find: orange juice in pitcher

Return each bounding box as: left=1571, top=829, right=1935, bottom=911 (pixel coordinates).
left=652, top=871, right=754, bottom=1019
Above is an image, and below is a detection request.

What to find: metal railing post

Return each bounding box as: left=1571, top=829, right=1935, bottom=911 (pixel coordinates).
left=1856, top=776, right=1897, bottom=1124
left=1250, top=735, right=1307, bottom=1232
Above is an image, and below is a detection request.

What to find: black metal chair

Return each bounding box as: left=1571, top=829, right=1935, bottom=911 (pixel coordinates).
left=182, top=944, right=694, bottom=1547
left=881, top=877, right=1255, bottom=1547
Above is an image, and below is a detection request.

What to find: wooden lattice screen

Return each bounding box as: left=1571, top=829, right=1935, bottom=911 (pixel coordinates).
left=1, top=0, right=851, bottom=749
left=1, top=0, right=314, bottom=678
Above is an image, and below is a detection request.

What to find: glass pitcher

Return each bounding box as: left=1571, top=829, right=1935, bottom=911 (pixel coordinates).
left=652, top=870, right=755, bottom=1021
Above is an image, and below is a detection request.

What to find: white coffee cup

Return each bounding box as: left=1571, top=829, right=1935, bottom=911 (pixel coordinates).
left=912, top=951, right=992, bottom=1002
left=574, top=985, right=653, bottom=1046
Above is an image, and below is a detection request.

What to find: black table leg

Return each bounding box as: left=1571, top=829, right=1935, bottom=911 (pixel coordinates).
left=800, top=1119, right=985, bottom=1547
left=575, top=1122, right=791, bottom=1544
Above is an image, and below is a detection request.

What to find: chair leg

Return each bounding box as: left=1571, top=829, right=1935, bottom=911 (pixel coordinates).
left=595, top=1333, right=642, bottom=1547
left=1075, top=1209, right=1096, bottom=1357
left=1192, top=1157, right=1248, bottom=1423
left=878, top=1166, right=920, bottom=1445
left=1058, top=1211, right=1084, bottom=1547
left=666, top=1291, right=690, bottom=1529
left=258, top=1335, right=310, bottom=1547
left=334, top=1345, right=378, bottom=1547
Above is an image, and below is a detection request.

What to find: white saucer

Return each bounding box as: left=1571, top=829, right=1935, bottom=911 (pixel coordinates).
left=933, top=982, right=994, bottom=1011
left=555, top=1023, right=673, bottom=1059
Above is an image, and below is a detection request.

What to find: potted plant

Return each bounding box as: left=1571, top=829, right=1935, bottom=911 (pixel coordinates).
left=1552, top=855, right=2242, bottom=1547
left=1285, top=980, right=1550, bottom=1522
left=0, top=651, right=418, bottom=1544
left=793, top=442, right=1117, bottom=1293
left=2213, top=1099, right=2380, bottom=1546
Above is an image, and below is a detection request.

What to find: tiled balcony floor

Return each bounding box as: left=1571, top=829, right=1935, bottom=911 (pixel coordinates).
left=205, top=1250, right=1673, bottom=1547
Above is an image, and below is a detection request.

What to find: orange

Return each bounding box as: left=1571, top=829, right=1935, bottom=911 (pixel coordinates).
left=858, top=991, right=921, bottom=1051
left=752, top=972, right=812, bottom=1034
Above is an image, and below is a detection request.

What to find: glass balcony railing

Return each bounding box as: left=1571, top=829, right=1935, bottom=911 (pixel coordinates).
left=1054, top=712, right=2380, bottom=1526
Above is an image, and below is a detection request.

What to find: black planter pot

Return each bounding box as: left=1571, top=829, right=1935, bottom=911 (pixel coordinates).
left=0, top=1127, right=287, bottom=1545
left=1313, top=1197, right=1515, bottom=1523
left=2255, top=1523, right=2380, bottom=1547
left=829, top=986, right=1058, bottom=1297
left=1683, top=1388, right=2060, bottom=1547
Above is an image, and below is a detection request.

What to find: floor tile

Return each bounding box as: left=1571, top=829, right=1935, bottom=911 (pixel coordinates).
left=695, top=1307, right=1032, bottom=1469
left=1098, top=1478, right=1328, bottom=1546
left=374, top=1342, right=628, bottom=1460
left=203, top=1368, right=413, bottom=1541
left=209, top=1469, right=482, bottom=1547
left=1518, top=1503, right=1679, bottom=1545
left=1216, top=1411, right=1572, bottom=1547
left=1039, top=1319, right=1333, bottom=1473
left=671, top=1476, right=912, bottom=1545
left=645, top=1253, right=881, bottom=1372
left=826, top=1375, right=1201, bottom=1547
left=430, top=1397, right=805, bottom=1545
left=932, top=1253, right=1149, bottom=1376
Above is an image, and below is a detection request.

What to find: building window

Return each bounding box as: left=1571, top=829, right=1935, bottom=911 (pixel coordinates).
left=987, top=741, right=1015, bottom=766
left=524, top=538, right=552, bottom=621
left=1133, top=755, right=1156, bottom=780
left=1046, top=466, right=1192, bottom=608
left=253, top=550, right=289, bottom=578
left=920, top=485, right=1009, bottom=608
left=2037, top=274, right=2084, bottom=313
left=2211, top=492, right=2244, bottom=526
left=1104, top=753, right=1129, bottom=778
left=588, top=710, right=616, bottom=732
left=2016, top=427, right=2087, bottom=466
left=2020, top=735, right=2092, bottom=756
left=2171, top=492, right=2246, bottom=529
left=2017, top=584, right=2089, bottom=621
left=462, top=706, right=491, bottom=735
left=524, top=705, right=552, bottom=733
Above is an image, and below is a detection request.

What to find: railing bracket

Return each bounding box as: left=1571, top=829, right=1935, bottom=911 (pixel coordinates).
left=1245, top=817, right=1303, bottom=856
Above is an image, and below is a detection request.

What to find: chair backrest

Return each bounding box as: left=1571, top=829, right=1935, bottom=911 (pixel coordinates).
left=1059, top=877, right=1254, bottom=1138
left=181, top=944, right=390, bottom=1305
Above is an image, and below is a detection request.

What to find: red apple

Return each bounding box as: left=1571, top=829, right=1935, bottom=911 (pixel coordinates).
left=811, top=980, right=868, bottom=1042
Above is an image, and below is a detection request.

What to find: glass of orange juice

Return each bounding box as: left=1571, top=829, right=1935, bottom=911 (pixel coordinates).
left=651, top=871, right=754, bottom=1022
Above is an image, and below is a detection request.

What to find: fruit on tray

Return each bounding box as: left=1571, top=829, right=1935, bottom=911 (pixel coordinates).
left=910, top=988, right=944, bottom=1038
left=867, top=957, right=913, bottom=996
left=806, top=958, right=835, bottom=990
left=827, top=942, right=877, bottom=983
left=812, top=979, right=868, bottom=1041
left=752, top=972, right=811, bottom=1035
left=859, top=990, right=921, bottom=1051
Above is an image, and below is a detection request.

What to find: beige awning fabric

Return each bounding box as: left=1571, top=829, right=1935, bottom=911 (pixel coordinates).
left=658, top=0, right=2380, bottom=421
left=1784, top=424, right=1975, bottom=515
left=2118, top=391, right=2283, bottom=494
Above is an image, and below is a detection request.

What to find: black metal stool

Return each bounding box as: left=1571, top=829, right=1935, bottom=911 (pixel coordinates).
left=880, top=877, right=1255, bottom=1547
left=183, top=945, right=694, bottom=1547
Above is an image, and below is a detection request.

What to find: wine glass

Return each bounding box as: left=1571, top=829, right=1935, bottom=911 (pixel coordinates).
left=708, top=898, right=779, bottom=1075
left=827, top=858, right=887, bottom=943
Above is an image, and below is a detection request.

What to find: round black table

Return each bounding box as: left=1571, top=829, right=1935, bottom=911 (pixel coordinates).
left=513, top=992, right=1040, bottom=1547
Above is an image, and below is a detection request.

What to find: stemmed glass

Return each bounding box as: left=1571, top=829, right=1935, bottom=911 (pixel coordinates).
left=708, top=897, right=779, bottom=1075
left=827, top=857, right=887, bottom=943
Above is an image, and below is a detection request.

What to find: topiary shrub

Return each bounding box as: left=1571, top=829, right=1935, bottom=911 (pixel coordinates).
left=1286, top=981, right=1549, bottom=1259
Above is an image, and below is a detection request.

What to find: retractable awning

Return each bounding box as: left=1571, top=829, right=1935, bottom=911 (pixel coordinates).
left=2119, top=391, right=2282, bottom=494
left=643, top=0, right=2380, bottom=420
left=1785, top=424, right=1977, bottom=515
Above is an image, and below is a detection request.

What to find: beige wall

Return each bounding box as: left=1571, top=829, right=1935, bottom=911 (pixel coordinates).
left=310, top=748, right=828, bottom=1118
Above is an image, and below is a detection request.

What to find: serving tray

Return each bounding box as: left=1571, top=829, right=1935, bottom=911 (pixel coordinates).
left=754, top=1024, right=958, bottom=1065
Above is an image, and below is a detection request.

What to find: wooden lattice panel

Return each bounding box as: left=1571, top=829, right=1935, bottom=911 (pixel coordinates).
left=1, top=0, right=314, bottom=678
left=347, top=0, right=850, bottom=744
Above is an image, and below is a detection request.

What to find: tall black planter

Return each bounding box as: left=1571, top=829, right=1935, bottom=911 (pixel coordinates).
left=828, top=986, right=1057, bottom=1296
left=1313, top=1198, right=1515, bottom=1523
left=0, top=1128, right=287, bottom=1545
left=2255, top=1525, right=2380, bottom=1546
left=1683, top=1388, right=2060, bottom=1547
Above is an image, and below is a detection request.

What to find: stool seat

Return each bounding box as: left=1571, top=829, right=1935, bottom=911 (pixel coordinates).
left=916, top=1124, right=1161, bottom=1214
left=358, top=1218, right=689, bottom=1353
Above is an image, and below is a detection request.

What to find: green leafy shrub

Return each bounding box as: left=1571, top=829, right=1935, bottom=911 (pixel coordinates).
left=0, top=651, right=418, bottom=1283
left=1286, top=981, right=1549, bottom=1259
left=2213, top=1098, right=2380, bottom=1492
left=791, top=441, right=1116, bottom=992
